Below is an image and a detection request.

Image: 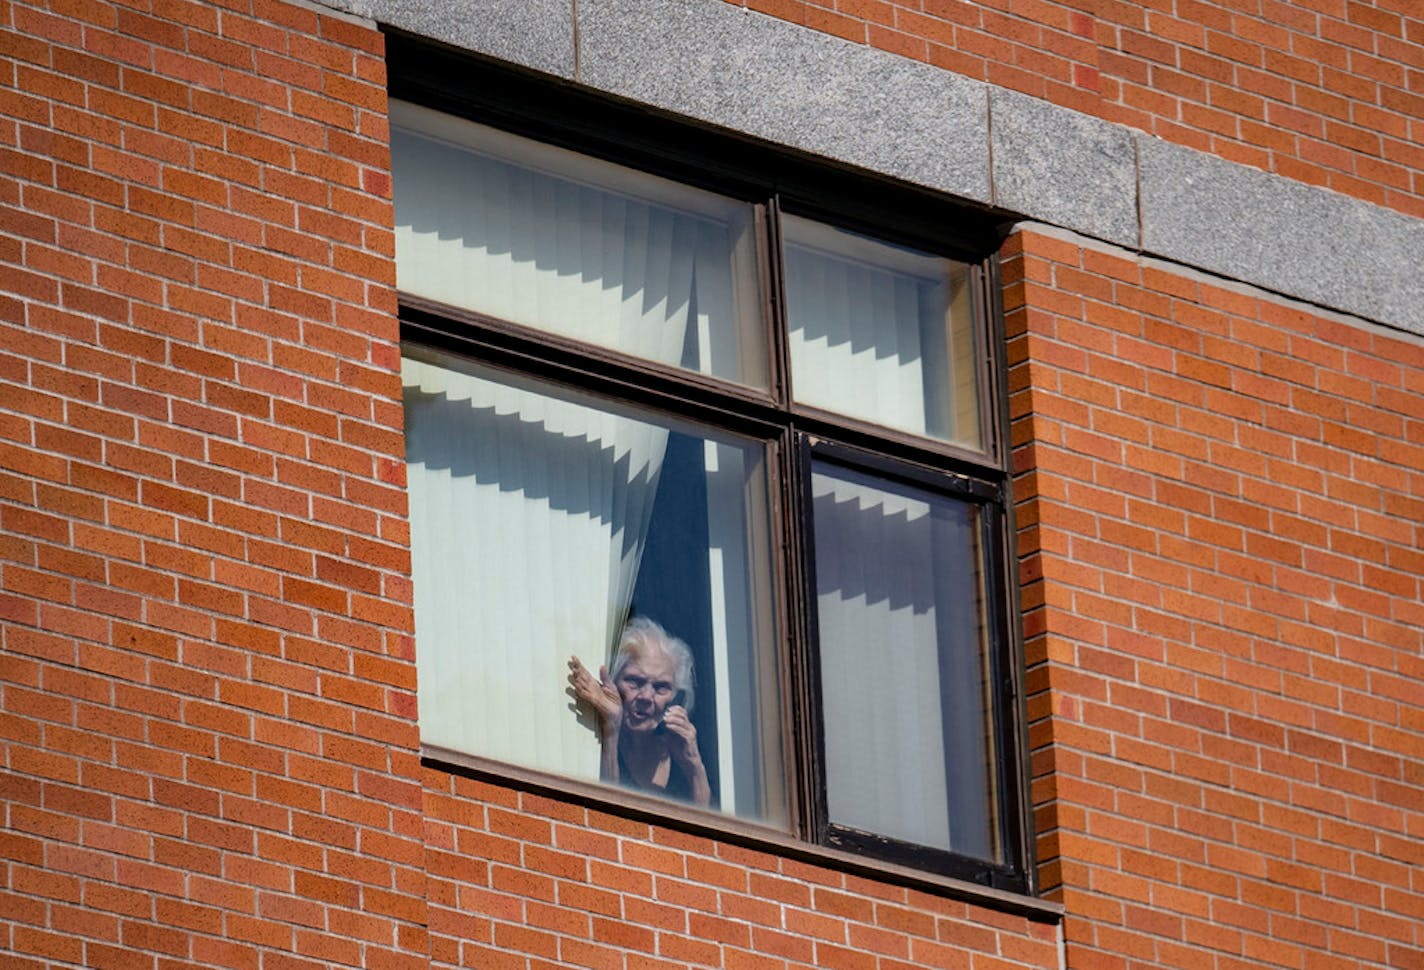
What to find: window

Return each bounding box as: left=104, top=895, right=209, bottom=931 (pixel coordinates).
left=390, top=81, right=1028, bottom=891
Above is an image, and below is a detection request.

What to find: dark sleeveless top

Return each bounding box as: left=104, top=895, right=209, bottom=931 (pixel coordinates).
left=617, top=748, right=695, bottom=803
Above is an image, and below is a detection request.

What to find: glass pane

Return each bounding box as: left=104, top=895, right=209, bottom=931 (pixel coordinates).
left=810, top=461, right=998, bottom=861
left=403, top=347, right=785, bottom=826
left=784, top=214, right=981, bottom=449
left=391, top=101, right=767, bottom=388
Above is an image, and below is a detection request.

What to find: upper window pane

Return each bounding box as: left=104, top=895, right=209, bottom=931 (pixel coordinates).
left=810, top=461, right=999, bottom=863
left=403, top=348, right=786, bottom=827
left=784, top=214, right=981, bottom=449
left=390, top=101, right=768, bottom=388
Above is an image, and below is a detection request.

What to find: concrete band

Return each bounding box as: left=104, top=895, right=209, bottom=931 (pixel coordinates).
left=320, top=0, right=1424, bottom=337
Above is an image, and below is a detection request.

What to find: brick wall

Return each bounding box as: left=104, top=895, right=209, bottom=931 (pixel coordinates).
left=421, top=772, right=1060, bottom=970
left=4, top=2, right=1422, bottom=970
left=734, top=0, right=1424, bottom=218
left=0, top=1, right=426, bottom=967
left=1005, top=226, right=1424, bottom=969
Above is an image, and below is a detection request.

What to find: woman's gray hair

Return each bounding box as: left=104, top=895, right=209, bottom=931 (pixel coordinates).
left=610, top=616, right=695, bottom=713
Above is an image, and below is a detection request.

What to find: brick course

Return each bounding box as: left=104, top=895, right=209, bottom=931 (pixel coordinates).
left=421, top=773, right=1061, bottom=970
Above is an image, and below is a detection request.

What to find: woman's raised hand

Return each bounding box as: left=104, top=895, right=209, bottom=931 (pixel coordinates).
left=568, top=655, right=621, bottom=738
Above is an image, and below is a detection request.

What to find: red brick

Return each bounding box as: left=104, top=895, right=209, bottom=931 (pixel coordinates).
left=2, top=10, right=1420, bottom=970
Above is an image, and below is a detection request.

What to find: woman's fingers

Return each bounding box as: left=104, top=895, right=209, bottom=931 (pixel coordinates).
left=663, top=706, right=694, bottom=737
left=569, top=657, right=600, bottom=700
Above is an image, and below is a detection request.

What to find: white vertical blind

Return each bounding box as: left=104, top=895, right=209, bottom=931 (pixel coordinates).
left=783, top=214, right=979, bottom=449
left=700, top=439, right=785, bottom=825
left=390, top=101, right=765, bottom=386
left=786, top=245, right=928, bottom=432
left=390, top=100, right=760, bottom=779
left=812, top=469, right=953, bottom=850
left=811, top=465, right=996, bottom=859
left=404, top=356, right=670, bottom=779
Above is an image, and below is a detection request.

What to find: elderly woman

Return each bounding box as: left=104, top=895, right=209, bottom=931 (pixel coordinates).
left=568, top=617, right=711, bottom=807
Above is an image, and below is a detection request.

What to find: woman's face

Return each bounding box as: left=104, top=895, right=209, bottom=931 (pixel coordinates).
left=615, top=648, right=678, bottom=733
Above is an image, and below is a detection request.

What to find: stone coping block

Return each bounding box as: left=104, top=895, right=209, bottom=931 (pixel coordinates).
left=328, top=0, right=574, bottom=77
left=576, top=0, right=992, bottom=206
left=989, top=88, right=1138, bottom=249
left=1139, top=138, right=1424, bottom=334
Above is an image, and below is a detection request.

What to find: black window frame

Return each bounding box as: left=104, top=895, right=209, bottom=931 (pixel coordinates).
left=388, top=31, right=1034, bottom=897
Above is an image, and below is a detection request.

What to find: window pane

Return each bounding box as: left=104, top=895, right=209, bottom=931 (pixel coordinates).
left=810, top=461, right=998, bottom=861
left=403, top=348, right=785, bottom=826
left=391, top=101, right=767, bottom=388
left=784, top=215, right=981, bottom=449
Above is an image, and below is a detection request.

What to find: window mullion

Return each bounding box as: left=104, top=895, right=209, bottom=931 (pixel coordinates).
left=974, top=255, right=1009, bottom=471
left=769, top=200, right=826, bottom=847
left=785, top=429, right=830, bottom=846
left=764, top=196, right=793, bottom=412
left=985, top=493, right=1035, bottom=894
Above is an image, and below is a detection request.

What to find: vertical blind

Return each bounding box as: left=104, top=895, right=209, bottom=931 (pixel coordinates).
left=783, top=214, right=980, bottom=450
left=392, top=101, right=784, bottom=811
left=404, top=355, right=669, bottom=778
left=404, top=353, right=785, bottom=814
left=811, top=463, right=996, bottom=860
left=393, top=101, right=998, bottom=848
left=391, top=101, right=764, bottom=386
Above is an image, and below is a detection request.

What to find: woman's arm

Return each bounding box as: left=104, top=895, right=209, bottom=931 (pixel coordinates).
left=660, top=706, right=711, bottom=807
left=568, top=655, right=622, bottom=784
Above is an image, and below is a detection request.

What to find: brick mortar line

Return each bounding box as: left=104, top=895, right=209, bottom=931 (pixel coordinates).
left=0, top=75, right=392, bottom=150
left=1006, top=307, right=1419, bottom=380
left=0, top=140, right=395, bottom=217
left=0, top=427, right=407, bottom=507
left=0, top=252, right=392, bottom=295
left=0, top=567, right=414, bottom=615
left=1019, top=463, right=1408, bottom=505
left=0, top=353, right=400, bottom=399
left=1011, top=478, right=1415, bottom=553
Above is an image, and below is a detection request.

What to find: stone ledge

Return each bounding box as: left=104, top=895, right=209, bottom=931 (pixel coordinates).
left=578, top=0, right=992, bottom=206
left=318, top=0, right=574, bottom=77
left=989, top=88, right=1138, bottom=249
left=1139, top=138, right=1424, bottom=335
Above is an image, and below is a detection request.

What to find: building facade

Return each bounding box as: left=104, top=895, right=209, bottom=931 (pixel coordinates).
left=1, top=1, right=1420, bottom=969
